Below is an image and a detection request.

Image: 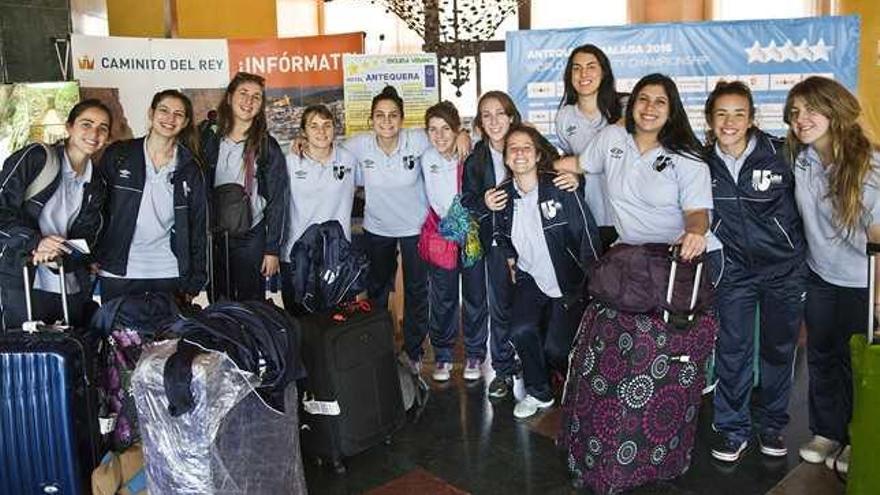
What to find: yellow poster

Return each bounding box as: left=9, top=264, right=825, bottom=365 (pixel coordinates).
left=342, top=53, right=438, bottom=136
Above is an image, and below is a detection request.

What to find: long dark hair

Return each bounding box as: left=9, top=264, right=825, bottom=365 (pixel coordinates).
left=149, top=89, right=201, bottom=166
left=703, top=80, right=757, bottom=146
left=217, top=72, right=268, bottom=160
left=559, top=44, right=621, bottom=123
left=502, top=124, right=560, bottom=177
left=625, top=73, right=702, bottom=159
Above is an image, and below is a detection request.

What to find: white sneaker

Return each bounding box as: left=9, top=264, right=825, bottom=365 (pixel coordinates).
left=432, top=362, right=452, bottom=382
left=513, top=394, right=554, bottom=419
left=462, top=358, right=482, bottom=381
left=825, top=445, right=851, bottom=473
left=799, top=435, right=840, bottom=464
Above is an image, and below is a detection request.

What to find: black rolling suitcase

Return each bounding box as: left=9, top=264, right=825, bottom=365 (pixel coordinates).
left=0, top=262, right=102, bottom=495
left=298, top=300, right=405, bottom=473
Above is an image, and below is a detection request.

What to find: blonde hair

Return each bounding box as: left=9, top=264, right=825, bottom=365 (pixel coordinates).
left=784, top=76, right=878, bottom=236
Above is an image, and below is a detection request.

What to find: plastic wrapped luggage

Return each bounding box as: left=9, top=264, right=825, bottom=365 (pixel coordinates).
left=133, top=339, right=307, bottom=494
left=559, top=251, right=717, bottom=494
left=298, top=300, right=405, bottom=473
left=847, top=242, right=880, bottom=494
left=0, top=263, right=101, bottom=495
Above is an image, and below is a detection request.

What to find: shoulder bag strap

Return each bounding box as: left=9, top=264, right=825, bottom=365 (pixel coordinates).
left=24, top=143, right=61, bottom=201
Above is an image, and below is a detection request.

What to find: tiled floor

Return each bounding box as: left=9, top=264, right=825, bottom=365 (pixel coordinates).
left=303, top=343, right=845, bottom=495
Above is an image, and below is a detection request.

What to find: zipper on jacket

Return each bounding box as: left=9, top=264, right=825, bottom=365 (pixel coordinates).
left=773, top=217, right=795, bottom=249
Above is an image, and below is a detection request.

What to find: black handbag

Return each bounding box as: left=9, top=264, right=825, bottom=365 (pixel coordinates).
left=212, top=183, right=252, bottom=236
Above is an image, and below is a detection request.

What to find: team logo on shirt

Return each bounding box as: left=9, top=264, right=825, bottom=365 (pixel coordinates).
left=428, top=163, right=440, bottom=174
left=610, top=147, right=624, bottom=159
left=363, top=159, right=376, bottom=169
left=795, top=158, right=809, bottom=170
left=653, top=155, right=674, bottom=172
left=119, top=169, right=131, bottom=179
left=565, top=125, right=578, bottom=137
left=294, top=170, right=308, bottom=179
left=332, top=164, right=351, bottom=180
left=403, top=155, right=419, bottom=170
left=751, top=169, right=783, bottom=191
left=540, top=199, right=562, bottom=220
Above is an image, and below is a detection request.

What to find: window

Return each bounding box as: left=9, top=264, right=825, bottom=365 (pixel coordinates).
left=323, top=0, right=424, bottom=54
left=713, top=0, right=815, bottom=20
left=531, top=0, right=627, bottom=29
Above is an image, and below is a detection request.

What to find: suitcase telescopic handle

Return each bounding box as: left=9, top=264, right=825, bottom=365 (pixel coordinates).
left=22, top=256, right=70, bottom=333
left=867, top=243, right=880, bottom=344
left=663, top=246, right=703, bottom=324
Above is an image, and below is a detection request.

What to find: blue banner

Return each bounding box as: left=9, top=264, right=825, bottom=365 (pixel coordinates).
left=506, top=16, right=860, bottom=145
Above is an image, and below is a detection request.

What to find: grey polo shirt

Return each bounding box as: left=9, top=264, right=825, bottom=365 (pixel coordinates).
left=490, top=145, right=507, bottom=186
left=793, top=146, right=880, bottom=287
left=34, top=151, right=90, bottom=294
left=343, top=128, right=430, bottom=237
left=511, top=182, right=562, bottom=298
left=214, top=137, right=266, bottom=228
left=715, top=135, right=757, bottom=181
left=281, top=146, right=357, bottom=263
left=579, top=125, right=716, bottom=246
left=421, top=147, right=459, bottom=218
left=102, top=141, right=179, bottom=279
left=556, top=103, right=613, bottom=226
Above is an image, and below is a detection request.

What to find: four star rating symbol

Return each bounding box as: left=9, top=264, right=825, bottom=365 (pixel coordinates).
left=746, top=38, right=833, bottom=63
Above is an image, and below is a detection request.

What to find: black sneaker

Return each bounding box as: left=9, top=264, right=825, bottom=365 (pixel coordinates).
left=758, top=431, right=788, bottom=457
left=711, top=433, right=749, bottom=462
left=488, top=374, right=513, bottom=399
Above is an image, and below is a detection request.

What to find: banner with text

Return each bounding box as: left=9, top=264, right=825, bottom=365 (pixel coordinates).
left=342, top=53, right=439, bottom=135
left=506, top=16, right=859, bottom=145
left=71, top=33, right=364, bottom=143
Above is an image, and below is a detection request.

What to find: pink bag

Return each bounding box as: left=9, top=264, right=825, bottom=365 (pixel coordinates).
left=417, top=161, right=462, bottom=270
left=418, top=208, right=459, bottom=270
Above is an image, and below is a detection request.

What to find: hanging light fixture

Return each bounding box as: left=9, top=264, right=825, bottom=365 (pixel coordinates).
left=367, top=0, right=523, bottom=96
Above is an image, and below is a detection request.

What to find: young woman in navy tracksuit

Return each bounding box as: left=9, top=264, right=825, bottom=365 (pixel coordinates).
left=420, top=100, right=488, bottom=382
left=785, top=76, right=880, bottom=473
left=460, top=91, right=522, bottom=398
left=96, top=90, right=207, bottom=303
left=492, top=124, right=601, bottom=419
left=702, top=81, right=806, bottom=462
left=555, top=44, right=623, bottom=249
left=202, top=72, right=289, bottom=302
left=0, top=99, right=111, bottom=329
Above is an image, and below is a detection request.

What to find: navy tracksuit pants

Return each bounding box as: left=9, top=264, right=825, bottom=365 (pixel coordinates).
left=427, top=260, right=489, bottom=364
left=709, top=254, right=806, bottom=443
left=363, top=230, right=429, bottom=363
left=483, top=247, right=517, bottom=376
left=509, top=271, right=583, bottom=402
left=804, top=269, right=867, bottom=444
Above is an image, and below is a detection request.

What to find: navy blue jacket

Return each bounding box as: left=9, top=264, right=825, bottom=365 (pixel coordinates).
left=461, top=140, right=501, bottom=249
left=0, top=143, right=105, bottom=282
left=491, top=172, right=602, bottom=305
left=95, top=138, right=208, bottom=295
left=201, top=130, right=289, bottom=256
left=706, top=130, right=805, bottom=271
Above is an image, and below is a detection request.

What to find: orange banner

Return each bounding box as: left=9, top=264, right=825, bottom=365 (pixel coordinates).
left=227, top=33, right=365, bottom=88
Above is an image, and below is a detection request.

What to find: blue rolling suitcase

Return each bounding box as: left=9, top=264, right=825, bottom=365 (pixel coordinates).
left=0, top=263, right=101, bottom=495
